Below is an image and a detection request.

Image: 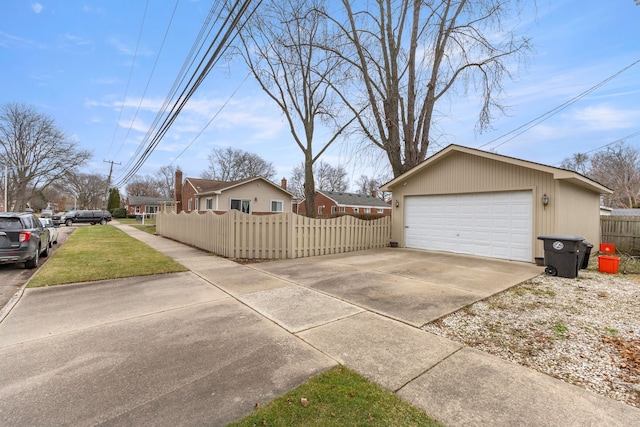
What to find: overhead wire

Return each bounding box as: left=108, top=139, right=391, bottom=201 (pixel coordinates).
left=113, top=0, right=181, bottom=159
left=476, top=58, right=640, bottom=151
left=106, top=0, right=150, bottom=157
left=113, top=0, right=261, bottom=187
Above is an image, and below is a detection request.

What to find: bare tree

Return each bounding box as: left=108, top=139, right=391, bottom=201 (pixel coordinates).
left=234, top=0, right=356, bottom=216
left=325, top=0, right=531, bottom=177
left=288, top=161, right=349, bottom=198
left=201, top=147, right=276, bottom=181
left=589, top=143, right=640, bottom=209
left=560, top=153, right=590, bottom=176
left=355, top=173, right=392, bottom=200
left=66, top=172, right=108, bottom=209
left=125, top=175, right=162, bottom=198
left=315, top=161, right=349, bottom=192
left=0, top=103, right=92, bottom=210
left=156, top=165, right=177, bottom=198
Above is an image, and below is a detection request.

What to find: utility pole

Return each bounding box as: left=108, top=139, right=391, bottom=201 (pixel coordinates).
left=103, top=160, right=121, bottom=210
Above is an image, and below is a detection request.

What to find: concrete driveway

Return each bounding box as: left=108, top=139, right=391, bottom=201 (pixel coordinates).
left=5, top=227, right=635, bottom=427
left=246, top=248, right=542, bottom=327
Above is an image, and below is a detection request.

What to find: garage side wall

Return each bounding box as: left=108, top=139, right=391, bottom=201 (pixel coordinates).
left=389, top=152, right=557, bottom=260
left=555, top=181, right=601, bottom=247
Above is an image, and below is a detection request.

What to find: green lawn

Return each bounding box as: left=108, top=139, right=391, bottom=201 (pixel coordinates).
left=227, top=366, right=442, bottom=427
left=28, top=225, right=186, bottom=287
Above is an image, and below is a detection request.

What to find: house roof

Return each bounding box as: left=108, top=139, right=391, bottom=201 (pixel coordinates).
left=318, top=190, right=391, bottom=208
left=185, top=176, right=294, bottom=198
left=128, top=196, right=173, bottom=206
left=381, top=144, right=613, bottom=194
left=611, top=209, right=640, bottom=216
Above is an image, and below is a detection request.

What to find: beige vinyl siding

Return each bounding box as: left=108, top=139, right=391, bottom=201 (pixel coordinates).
left=555, top=180, right=601, bottom=247
left=197, top=180, right=292, bottom=213
left=390, top=152, right=557, bottom=259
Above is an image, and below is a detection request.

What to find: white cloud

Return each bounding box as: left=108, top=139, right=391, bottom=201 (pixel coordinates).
left=31, top=3, right=42, bottom=13
left=570, top=104, right=640, bottom=131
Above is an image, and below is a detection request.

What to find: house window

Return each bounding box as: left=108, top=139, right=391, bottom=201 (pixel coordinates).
left=135, top=206, right=141, bottom=214
left=187, top=199, right=192, bottom=212
left=339, top=206, right=345, bottom=213
left=318, top=206, right=324, bottom=215
left=331, top=206, right=336, bottom=214
left=271, top=200, right=283, bottom=212
left=364, top=208, right=371, bottom=214
left=145, top=206, right=158, bottom=214
left=377, top=208, right=384, bottom=214
left=195, top=198, right=199, bottom=211
left=206, top=198, right=213, bottom=210
left=231, top=199, right=251, bottom=213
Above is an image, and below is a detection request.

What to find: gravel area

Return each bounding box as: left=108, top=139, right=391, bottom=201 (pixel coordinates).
left=423, top=269, right=640, bottom=408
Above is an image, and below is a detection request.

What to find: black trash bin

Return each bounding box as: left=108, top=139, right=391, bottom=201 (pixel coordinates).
left=579, top=242, right=593, bottom=270
left=537, top=235, right=584, bottom=278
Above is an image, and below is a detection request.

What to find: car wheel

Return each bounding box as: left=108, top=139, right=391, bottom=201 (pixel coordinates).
left=65, top=219, right=72, bottom=226
left=100, top=218, right=107, bottom=225
left=25, top=251, right=39, bottom=269
left=41, top=243, right=49, bottom=258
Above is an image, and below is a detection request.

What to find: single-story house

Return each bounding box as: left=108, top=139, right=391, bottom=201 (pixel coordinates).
left=381, top=144, right=612, bottom=263
left=175, top=170, right=294, bottom=214
left=297, top=190, right=392, bottom=217
left=126, top=196, right=174, bottom=216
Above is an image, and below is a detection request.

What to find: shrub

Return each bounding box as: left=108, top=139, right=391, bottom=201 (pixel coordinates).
left=111, top=207, right=127, bottom=218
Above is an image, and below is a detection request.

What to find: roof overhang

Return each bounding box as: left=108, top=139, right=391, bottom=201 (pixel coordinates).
left=381, top=144, right=613, bottom=195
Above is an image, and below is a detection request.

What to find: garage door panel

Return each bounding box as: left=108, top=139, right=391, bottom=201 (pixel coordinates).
left=405, top=191, right=532, bottom=262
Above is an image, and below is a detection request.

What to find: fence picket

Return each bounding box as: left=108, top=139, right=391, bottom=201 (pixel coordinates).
left=156, top=211, right=391, bottom=260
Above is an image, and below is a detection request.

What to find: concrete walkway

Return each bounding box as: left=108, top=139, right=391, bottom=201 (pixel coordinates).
left=1, top=222, right=638, bottom=426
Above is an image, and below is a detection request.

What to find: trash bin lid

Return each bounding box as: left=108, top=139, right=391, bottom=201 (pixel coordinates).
left=537, top=235, right=584, bottom=242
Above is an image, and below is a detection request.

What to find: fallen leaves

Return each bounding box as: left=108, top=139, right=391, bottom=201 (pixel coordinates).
left=300, top=397, right=309, bottom=407
left=602, top=336, right=640, bottom=380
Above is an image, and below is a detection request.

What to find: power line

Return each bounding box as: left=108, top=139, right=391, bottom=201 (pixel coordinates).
left=106, top=0, right=150, bottom=156
left=476, top=58, right=640, bottom=151
left=113, top=0, right=262, bottom=188
left=113, top=0, right=181, bottom=159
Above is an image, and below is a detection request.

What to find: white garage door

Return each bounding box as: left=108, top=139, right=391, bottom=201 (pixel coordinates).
left=404, top=191, right=532, bottom=262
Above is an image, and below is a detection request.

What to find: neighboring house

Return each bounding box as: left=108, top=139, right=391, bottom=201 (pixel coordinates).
left=126, top=196, right=174, bottom=216
left=176, top=172, right=293, bottom=214
left=610, top=209, right=640, bottom=216
left=381, top=144, right=612, bottom=263
left=297, top=190, right=391, bottom=217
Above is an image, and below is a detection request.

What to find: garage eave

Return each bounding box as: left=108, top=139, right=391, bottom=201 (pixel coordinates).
left=381, top=144, right=613, bottom=195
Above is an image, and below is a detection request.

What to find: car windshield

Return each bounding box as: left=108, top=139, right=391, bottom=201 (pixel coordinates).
left=39, top=218, right=52, bottom=226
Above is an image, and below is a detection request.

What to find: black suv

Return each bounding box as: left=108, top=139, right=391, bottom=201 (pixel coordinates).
left=61, top=210, right=112, bottom=226
left=0, top=212, right=50, bottom=269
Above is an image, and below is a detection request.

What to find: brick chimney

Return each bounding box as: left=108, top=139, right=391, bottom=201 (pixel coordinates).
left=175, top=168, right=183, bottom=213
left=281, top=177, right=287, bottom=190
left=371, top=189, right=377, bottom=198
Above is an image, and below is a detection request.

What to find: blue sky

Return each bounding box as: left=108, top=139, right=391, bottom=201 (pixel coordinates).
left=1, top=0, right=639, bottom=191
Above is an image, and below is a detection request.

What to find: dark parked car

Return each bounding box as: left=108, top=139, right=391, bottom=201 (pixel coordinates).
left=0, top=212, right=50, bottom=269
left=61, top=210, right=112, bottom=226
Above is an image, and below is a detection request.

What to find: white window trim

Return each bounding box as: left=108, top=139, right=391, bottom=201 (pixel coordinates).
left=364, top=208, right=371, bottom=214
left=339, top=206, right=345, bottom=213
left=230, top=198, right=251, bottom=213
left=331, top=206, right=336, bottom=214
left=318, top=206, right=324, bottom=215
left=187, top=199, right=192, bottom=212
left=377, top=208, right=384, bottom=213
left=206, top=197, right=213, bottom=211
left=270, top=199, right=284, bottom=212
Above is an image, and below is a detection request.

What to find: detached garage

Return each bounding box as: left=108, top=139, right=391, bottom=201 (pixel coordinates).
left=381, top=145, right=612, bottom=263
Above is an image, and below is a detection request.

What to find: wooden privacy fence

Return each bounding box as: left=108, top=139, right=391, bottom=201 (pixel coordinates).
left=156, top=210, right=391, bottom=259
left=600, top=216, right=640, bottom=253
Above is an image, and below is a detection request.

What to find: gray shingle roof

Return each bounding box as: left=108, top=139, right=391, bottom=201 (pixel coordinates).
left=319, top=190, right=390, bottom=208
left=611, top=209, right=640, bottom=216
left=128, top=196, right=173, bottom=206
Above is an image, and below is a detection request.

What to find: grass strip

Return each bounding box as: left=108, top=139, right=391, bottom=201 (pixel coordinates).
left=227, top=366, right=443, bottom=427
left=28, top=225, right=187, bottom=287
